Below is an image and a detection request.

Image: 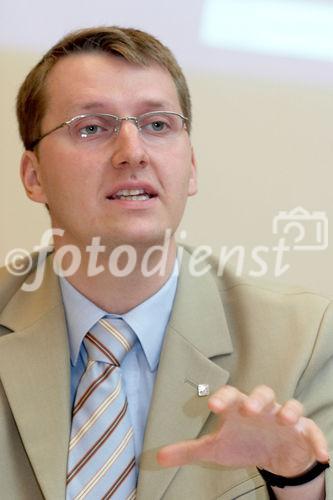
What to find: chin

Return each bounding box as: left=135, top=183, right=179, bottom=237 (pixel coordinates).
left=109, top=228, right=173, bottom=248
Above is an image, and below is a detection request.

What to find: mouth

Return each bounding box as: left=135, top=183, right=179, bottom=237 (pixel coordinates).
left=107, top=188, right=157, bottom=201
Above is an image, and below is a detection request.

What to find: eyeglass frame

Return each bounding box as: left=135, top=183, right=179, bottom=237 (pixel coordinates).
left=28, top=110, right=188, bottom=150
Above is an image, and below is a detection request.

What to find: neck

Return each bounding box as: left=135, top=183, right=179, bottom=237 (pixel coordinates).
left=53, top=239, right=178, bottom=314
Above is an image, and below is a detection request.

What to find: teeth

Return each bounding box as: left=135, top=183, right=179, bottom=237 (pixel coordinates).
left=115, top=188, right=145, bottom=196
left=111, top=187, right=153, bottom=201
left=119, top=194, right=150, bottom=201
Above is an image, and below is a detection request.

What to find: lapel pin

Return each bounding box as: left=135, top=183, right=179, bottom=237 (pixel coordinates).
left=197, top=384, right=210, bottom=397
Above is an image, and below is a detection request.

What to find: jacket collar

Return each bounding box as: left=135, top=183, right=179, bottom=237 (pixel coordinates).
left=137, top=250, right=233, bottom=499
left=0, top=255, right=71, bottom=500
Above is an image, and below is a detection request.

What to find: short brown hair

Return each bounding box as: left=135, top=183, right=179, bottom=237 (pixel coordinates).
left=16, top=26, right=192, bottom=150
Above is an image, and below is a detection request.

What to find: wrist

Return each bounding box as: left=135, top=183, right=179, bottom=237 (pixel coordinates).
left=257, top=461, right=330, bottom=489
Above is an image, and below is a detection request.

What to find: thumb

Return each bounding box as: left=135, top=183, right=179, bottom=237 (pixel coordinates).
left=157, top=434, right=214, bottom=468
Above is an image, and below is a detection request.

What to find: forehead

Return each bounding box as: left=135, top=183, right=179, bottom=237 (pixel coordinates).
left=43, top=52, right=181, bottom=119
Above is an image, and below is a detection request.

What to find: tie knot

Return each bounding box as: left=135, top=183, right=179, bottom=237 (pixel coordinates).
left=84, top=317, right=135, bottom=366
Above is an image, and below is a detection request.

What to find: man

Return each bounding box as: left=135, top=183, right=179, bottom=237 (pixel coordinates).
left=0, top=26, right=332, bottom=499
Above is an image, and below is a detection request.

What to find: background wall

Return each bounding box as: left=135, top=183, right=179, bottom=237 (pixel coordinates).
left=1, top=0, right=333, bottom=294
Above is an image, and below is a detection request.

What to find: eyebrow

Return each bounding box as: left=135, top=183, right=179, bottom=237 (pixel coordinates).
left=71, top=99, right=175, bottom=114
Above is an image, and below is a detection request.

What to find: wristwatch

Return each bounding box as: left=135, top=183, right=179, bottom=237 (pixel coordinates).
left=257, top=461, right=330, bottom=488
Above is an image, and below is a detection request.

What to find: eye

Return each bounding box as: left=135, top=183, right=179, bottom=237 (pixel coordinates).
left=148, top=120, right=168, bottom=132
left=79, top=124, right=105, bottom=138
left=139, top=113, right=174, bottom=134
left=70, top=115, right=117, bottom=141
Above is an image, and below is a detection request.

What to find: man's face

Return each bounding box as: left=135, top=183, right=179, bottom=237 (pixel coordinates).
left=21, top=52, right=197, bottom=250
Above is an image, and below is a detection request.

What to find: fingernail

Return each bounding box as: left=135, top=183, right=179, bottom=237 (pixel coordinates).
left=209, top=397, right=223, bottom=409
left=282, top=409, right=296, bottom=420
left=247, top=400, right=261, bottom=411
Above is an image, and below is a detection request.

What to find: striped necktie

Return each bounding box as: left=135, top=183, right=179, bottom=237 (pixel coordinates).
left=66, top=317, right=137, bottom=500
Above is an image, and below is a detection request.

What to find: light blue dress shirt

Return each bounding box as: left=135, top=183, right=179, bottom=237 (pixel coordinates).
left=59, top=263, right=178, bottom=460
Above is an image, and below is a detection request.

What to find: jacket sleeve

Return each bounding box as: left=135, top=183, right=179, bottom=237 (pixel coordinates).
left=294, top=300, right=333, bottom=497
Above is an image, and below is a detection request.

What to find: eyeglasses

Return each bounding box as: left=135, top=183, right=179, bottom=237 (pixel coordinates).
left=29, top=111, right=188, bottom=150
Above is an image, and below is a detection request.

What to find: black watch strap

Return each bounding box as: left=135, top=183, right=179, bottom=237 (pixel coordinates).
left=257, top=461, right=330, bottom=488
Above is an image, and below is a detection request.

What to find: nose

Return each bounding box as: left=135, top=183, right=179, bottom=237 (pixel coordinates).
left=110, top=120, right=149, bottom=170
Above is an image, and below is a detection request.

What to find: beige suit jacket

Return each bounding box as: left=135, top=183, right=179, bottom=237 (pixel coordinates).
left=0, top=250, right=332, bottom=499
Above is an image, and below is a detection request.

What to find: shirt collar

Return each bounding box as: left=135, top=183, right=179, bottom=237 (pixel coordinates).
left=60, top=261, right=179, bottom=371
left=122, top=262, right=178, bottom=371
left=59, top=278, right=105, bottom=365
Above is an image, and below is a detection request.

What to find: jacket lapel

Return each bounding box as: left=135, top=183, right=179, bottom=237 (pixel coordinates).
left=0, top=256, right=71, bottom=500
left=137, top=251, right=233, bottom=499
left=0, top=249, right=232, bottom=499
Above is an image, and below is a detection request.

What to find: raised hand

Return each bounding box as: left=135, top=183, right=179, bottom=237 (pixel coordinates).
left=157, top=385, right=329, bottom=478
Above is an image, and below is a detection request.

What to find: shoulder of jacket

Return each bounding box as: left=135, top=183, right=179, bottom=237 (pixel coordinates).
left=0, top=252, right=40, bottom=312
left=181, top=244, right=332, bottom=306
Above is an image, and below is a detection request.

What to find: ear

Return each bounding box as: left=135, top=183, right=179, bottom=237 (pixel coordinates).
left=20, top=150, right=48, bottom=204
left=187, top=145, right=198, bottom=197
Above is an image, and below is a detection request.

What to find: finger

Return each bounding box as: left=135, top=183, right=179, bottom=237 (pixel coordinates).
left=301, top=417, right=330, bottom=463
left=157, top=434, right=215, bottom=468
left=241, top=385, right=276, bottom=415
left=208, top=385, right=243, bottom=413
left=277, top=399, right=304, bottom=425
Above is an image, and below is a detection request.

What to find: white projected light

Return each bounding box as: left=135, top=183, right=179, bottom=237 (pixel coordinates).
left=201, top=0, right=333, bottom=62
